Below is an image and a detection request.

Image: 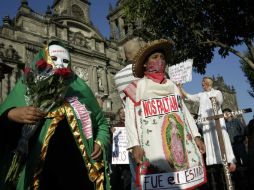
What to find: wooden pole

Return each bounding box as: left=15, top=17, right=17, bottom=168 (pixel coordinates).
left=210, top=97, right=234, bottom=190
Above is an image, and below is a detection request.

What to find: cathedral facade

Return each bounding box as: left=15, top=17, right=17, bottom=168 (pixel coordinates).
left=0, top=0, right=130, bottom=118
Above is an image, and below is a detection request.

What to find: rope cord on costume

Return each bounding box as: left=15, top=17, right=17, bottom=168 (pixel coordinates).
left=63, top=102, right=105, bottom=190
left=33, top=102, right=105, bottom=190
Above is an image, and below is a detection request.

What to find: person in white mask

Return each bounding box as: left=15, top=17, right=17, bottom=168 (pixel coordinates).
left=0, top=41, right=111, bottom=190
left=48, top=44, right=70, bottom=69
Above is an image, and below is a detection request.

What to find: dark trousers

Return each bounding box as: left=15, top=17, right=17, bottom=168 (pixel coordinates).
left=110, top=164, right=131, bottom=190
left=197, top=164, right=248, bottom=190
left=232, top=143, right=248, bottom=166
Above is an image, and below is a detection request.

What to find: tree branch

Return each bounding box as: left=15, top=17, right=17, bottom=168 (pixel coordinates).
left=204, top=40, right=254, bottom=70
left=245, top=38, right=254, bottom=61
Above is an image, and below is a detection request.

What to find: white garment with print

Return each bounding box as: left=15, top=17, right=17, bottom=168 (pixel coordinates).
left=125, top=77, right=201, bottom=149
left=124, top=77, right=206, bottom=189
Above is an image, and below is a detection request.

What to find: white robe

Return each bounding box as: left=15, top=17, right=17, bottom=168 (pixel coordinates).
left=186, top=88, right=236, bottom=165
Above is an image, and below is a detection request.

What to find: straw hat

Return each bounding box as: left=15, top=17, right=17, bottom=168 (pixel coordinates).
left=132, top=39, right=173, bottom=78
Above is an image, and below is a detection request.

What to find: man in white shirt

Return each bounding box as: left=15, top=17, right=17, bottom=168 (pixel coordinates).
left=179, top=77, right=236, bottom=168
left=178, top=77, right=236, bottom=189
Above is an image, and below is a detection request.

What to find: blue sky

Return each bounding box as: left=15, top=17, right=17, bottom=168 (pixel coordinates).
left=0, top=0, right=253, bottom=123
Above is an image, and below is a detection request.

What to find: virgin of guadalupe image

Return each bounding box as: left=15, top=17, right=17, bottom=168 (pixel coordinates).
left=162, top=113, right=188, bottom=170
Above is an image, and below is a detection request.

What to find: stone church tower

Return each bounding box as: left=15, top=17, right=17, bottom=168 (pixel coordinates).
left=52, top=0, right=90, bottom=24
left=107, top=0, right=143, bottom=62
left=0, top=0, right=127, bottom=119
left=108, top=0, right=133, bottom=43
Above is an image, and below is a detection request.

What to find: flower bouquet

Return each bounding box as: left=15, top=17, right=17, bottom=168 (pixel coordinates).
left=5, top=59, right=73, bottom=185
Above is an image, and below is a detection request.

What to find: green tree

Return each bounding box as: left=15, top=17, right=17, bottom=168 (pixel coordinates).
left=124, top=0, right=254, bottom=74
left=241, top=53, right=254, bottom=97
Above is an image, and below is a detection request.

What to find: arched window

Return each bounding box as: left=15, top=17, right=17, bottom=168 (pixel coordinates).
left=61, top=10, right=67, bottom=15
left=72, top=4, right=84, bottom=19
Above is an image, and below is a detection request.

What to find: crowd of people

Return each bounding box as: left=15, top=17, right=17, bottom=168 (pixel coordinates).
left=0, top=38, right=252, bottom=190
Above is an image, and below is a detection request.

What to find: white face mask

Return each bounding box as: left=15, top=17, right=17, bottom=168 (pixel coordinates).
left=48, top=44, right=70, bottom=68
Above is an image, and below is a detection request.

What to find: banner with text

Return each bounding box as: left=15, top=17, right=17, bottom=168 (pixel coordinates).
left=140, top=165, right=206, bottom=190
left=168, top=59, right=193, bottom=84
left=112, top=127, right=129, bottom=164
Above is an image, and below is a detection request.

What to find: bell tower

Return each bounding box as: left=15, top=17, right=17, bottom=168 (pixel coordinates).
left=52, top=0, right=91, bottom=23
left=107, top=0, right=133, bottom=44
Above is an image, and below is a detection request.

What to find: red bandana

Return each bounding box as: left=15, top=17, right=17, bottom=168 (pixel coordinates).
left=144, top=60, right=166, bottom=84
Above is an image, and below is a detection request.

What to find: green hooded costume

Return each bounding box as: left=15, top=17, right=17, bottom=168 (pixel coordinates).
left=0, top=41, right=110, bottom=190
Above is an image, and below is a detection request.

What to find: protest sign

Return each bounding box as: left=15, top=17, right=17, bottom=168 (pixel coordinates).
left=140, top=165, right=205, bottom=190
left=168, top=59, right=193, bottom=84
left=112, top=127, right=129, bottom=164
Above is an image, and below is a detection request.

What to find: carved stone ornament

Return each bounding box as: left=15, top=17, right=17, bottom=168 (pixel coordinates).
left=73, top=66, right=89, bottom=81
left=69, top=32, right=88, bottom=48
left=97, top=68, right=105, bottom=92
left=0, top=44, right=21, bottom=60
